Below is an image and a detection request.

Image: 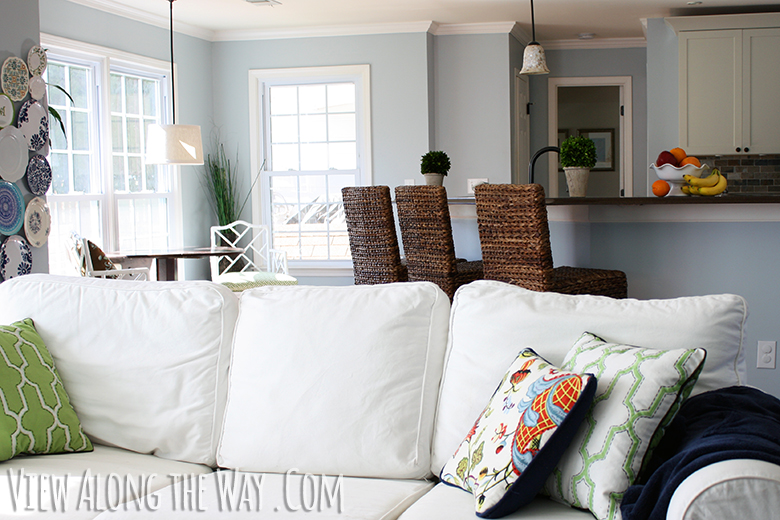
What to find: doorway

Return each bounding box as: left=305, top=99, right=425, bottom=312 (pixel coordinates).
left=547, top=77, right=633, bottom=198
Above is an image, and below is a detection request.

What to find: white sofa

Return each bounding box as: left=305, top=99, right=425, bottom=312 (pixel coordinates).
left=0, top=274, right=775, bottom=520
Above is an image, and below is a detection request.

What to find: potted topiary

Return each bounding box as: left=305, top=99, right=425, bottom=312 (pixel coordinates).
left=559, top=135, right=597, bottom=197
left=420, top=151, right=451, bottom=186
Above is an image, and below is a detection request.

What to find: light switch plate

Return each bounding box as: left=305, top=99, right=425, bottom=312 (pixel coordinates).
left=467, top=178, right=488, bottom=195
left=757, top=341, right=776, bottom=369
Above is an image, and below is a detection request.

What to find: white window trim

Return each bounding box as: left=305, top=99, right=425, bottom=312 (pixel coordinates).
left=248, top=65, right=371, bottom=276
left=41, top=33, right=184, bottom=250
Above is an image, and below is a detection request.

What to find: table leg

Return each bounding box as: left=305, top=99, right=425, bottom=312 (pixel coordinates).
left=156, top=258, right=178, bottom=281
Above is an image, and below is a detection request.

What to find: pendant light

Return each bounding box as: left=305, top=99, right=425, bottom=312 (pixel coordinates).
left=145, top=0, right=204, bottom=165
left=519, top=0, right=550, bottom=75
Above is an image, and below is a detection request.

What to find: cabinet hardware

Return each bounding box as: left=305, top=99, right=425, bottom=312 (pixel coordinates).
left=736, top=147, right=741, bottom=152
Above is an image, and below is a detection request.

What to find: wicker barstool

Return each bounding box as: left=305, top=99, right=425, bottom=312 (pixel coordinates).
left=395, top=185, right=483, bottom=299
left=342, top=186, right=408, bottom=285
left=474, top=183, right=627, bottom=298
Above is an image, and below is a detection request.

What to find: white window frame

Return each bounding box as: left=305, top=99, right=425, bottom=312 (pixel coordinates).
left=41, top=34, right=183, bottom=256
left=248, top=65, right=372, bottom=277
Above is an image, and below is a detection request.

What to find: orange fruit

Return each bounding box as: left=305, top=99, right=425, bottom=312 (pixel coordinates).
left=652, top=179, right=671, bottom=197
left=680, top=156, right=701, bottom=167
left=670, top=147, right=687, bottom=164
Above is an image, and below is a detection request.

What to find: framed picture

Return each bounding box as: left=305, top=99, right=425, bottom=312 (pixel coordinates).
left=577, top=128, right=614, bottom=171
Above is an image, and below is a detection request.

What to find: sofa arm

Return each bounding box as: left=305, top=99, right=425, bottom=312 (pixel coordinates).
left=667, top=459, right=780, bottom=520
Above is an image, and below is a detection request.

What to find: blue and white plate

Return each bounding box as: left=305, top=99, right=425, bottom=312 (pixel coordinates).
left=27, top=46, right=47, bottom=77
left=0, top=235, right=33, bottom=281
left=24, top=197, right=50, bottom=248
left=1, top=56, right=29, bottom=102
left=0, top=181, right=25, bottom=236
left=26, top=155, right=52, bottom=196
left=17, top=99, right=49, bottom=152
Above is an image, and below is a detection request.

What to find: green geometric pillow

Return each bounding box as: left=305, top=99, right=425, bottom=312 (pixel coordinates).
left=543, top=333, right=705, bottom=520
left=0, top=319, right=92, bottom=461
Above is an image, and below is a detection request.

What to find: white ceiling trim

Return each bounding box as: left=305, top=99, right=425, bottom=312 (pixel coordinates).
left=540, top=37, right=647, bottom=50
left=67, top=0, right=215, bottom=41
left=213, top=21, right=436, bottom=42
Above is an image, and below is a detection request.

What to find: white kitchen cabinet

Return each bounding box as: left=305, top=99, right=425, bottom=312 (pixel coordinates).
left=678, top=28, right=780, bottom=155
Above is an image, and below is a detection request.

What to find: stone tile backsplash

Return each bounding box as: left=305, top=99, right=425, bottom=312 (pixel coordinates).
left=699, top=155, right=780, bottom=194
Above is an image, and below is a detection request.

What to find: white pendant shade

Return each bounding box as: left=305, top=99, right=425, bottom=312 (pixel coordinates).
left=519, top=43, right=550, bottom=75
left=145, top=124, right=204, bottom=165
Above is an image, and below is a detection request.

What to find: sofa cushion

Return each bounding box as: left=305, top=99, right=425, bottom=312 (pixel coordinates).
left=95, top=471, right=434, bottom=519
left=0, top=444, right=212, bottom=519
left=0, top=318, right=92, bottom=461
left=217, top=282, right=450, bottom=479
left=0, top=275, right=240, bottom=467
left=543, top=333, right=706, bottom=520
left=431, top=281, right=747, bottom=476
left=440, top=349, right=597, bottom=518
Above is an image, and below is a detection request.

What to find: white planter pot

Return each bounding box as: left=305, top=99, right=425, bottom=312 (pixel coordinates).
left=564, top=167, right=590, bottom=197
left=423, top=173, right=445, bottom=186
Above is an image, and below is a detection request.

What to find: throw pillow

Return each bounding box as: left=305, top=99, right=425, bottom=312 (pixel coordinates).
left=76, top=240, right=115, bottom=275
left=0, top=318, right=92, bottom=461
left=543, top=332, right=706, bottom=520
left=440, top=349, right=597, bottom=518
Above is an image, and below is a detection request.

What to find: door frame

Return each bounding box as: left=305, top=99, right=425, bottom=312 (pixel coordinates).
left=547, top=76, right=633, bottom=197
left=513, top=68, right=530, bottom=184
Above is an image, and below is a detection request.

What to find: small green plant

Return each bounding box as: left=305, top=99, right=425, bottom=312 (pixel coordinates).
left=559, top=136, right=597, bottom=169
left=421, top=151, right=451, bottom=176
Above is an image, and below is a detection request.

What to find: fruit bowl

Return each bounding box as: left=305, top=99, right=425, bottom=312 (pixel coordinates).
left=650, top=163, right=709, bottom=196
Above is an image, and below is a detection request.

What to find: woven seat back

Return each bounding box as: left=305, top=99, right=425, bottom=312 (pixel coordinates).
left=342, top=186, right=407, bottom=284
left=474, top=183, right=555, bottom=290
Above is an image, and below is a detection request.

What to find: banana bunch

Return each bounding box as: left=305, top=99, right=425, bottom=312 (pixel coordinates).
left=682, top=168, right=727, bottom=196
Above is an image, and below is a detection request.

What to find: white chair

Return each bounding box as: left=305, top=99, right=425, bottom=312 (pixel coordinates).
left=210, top=220, right=297, bottom=291
left=67, top=232, right=150, bottom=281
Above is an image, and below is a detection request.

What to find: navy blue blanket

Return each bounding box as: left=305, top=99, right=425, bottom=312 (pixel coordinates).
left=620, top=386, right=780, bottom=520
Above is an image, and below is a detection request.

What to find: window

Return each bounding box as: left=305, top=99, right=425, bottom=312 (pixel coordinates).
left=42, top=35, right=178, bottom=275
left=249, top=65, right=372, bottom=273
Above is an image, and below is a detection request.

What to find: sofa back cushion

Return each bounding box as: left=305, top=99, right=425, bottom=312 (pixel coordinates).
left=431, top=280, right=748, bottom=475
left=217, top=282, right=450, bottom=479
left=0, top=274, right=239, bottom=467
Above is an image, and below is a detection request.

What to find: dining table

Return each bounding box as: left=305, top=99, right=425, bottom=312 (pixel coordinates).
left=106, top=246, right=244, bottom=281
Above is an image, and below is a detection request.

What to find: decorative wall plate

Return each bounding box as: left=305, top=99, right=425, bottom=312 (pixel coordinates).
left=1, top=56, right=30, bottom=102
left=24, top=197, right=51, bottom=248
left=17, top=99, right=49, bottom=152
left=29, top=76, right=46, bottom=101
left=0, top=181, right=25, bottom=236
left=27, top=46, right=47, bottom=77
left=26, top=155, right=52, bottom=196
left=0, top=93, right=13, bottom=128
left=0, top=235, right=33, bottom=281
left=0, top=126, right=28, bottom=182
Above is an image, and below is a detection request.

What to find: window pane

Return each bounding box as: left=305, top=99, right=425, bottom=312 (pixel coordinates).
left=272, top=144, right=299, bottom=171
left=73, top=154, right=91, bottom=193
left=327, top=174, right=354, bottom=203
left=270, top=175, right=298, bottom=204
left=47, top=64, right=67, bottom=105
left=300, top=233, right=329, bottom=259
left=113, top=156, right=125, bottom=191
left=116, top=198, right=169, bottom=250
left=300, top=143, right=328, bottom=170
left=329, top=142, right=357, bottom=170
left=47, top=199, right=102, bottom=275
left=125, top=77, right=140, bottom=115
left=72, top=111, right=89, bottom=151
left=271, top=115, right=298, bottom=143
left=142, top=79, right=158, bottom=117
left=146, top=165, right=159, bottom=192
left=49, top=111, right=68, bottom=150
left=50, top=153, right=69, bottom=194
left=126, top=117, right=142, bottom=154
left=128, top=157, right=142, bottom=192
left=299, top=85, right=326, bottom=114
left=270, top=86, right=297, bottom=115
left=70, top=67, right=89, bottom=109
left=111, top=116, right=124, bottom=152
left=300, top=114, right=326, bottom=142
left=328, top=113, right=355, bottom=141
left=110, top=74, right=122, bottom=112
left=328, top=83, right=355, bottom=112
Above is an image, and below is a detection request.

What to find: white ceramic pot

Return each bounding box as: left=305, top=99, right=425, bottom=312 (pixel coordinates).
left=564, top=167, right=590, bottom=197
left=423, top=173, right=445, bottom=186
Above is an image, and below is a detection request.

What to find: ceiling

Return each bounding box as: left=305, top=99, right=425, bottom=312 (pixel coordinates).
left=71, top=0, right=780, bottom=42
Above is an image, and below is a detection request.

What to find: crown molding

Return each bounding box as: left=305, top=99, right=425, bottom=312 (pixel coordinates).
left=665, top=12, right=780, bottom=33
left=540, top=37, right=647, bottom=50
left=66, top=0, right=214, bottom=41
left=214, top=21, right=436, bottom=42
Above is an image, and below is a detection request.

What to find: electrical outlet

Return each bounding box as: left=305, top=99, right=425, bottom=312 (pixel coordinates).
left=467, top=178, right=489, bottom=195
left=404, top=179, right=416, bottom=186
left=757, top=341, right=776, bottom=369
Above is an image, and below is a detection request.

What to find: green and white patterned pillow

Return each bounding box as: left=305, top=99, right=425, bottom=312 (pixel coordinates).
left=543, top=332, right=705, bottom=520
left=0, top=319, right=92, bottom=461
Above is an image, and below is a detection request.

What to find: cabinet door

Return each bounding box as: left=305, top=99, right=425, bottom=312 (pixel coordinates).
left=743, top=28, right=780, bottom=154
left=679, top=30, right=742, bottom=155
